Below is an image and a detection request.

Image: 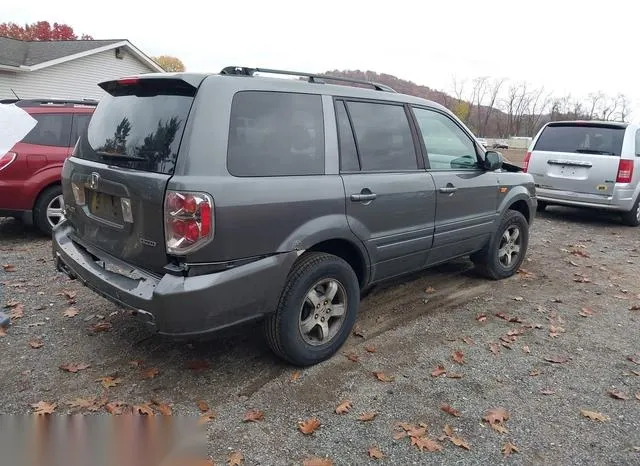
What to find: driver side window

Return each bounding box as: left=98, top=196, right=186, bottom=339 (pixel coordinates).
left=413, top=107, right=479, bottom=170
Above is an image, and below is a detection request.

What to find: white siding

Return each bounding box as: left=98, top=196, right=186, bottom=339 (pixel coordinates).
left=0, top=48, right=156, bottom=101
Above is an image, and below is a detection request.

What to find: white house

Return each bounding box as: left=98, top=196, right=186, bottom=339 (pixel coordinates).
left=0, top=37, right=164, bottom=101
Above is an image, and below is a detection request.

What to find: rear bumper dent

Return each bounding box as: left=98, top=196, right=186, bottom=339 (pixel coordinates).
left=52, top=221, right=296, bottom=335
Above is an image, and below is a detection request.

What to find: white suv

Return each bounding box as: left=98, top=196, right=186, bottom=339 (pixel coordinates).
left=525, top=121, right=640, bottom=226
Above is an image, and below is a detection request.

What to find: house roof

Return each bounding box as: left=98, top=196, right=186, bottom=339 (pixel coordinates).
left=0, top=37, right=164, bottom=72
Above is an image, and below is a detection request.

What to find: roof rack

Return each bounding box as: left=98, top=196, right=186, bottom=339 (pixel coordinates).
left=219, top=66, right=396, bottom=93
left=0, top=98, right=99, bottom=107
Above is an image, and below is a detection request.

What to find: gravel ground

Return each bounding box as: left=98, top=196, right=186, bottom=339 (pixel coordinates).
left=1, top=206, right=640, bottom=465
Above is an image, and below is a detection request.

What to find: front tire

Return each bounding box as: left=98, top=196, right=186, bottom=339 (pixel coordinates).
left=472, top=210, right=529, bottom=280
left=621, top=196, right=640, bottom=227
left=34, top=185, right=64, bottom=235
left=264, top=252, right=360, bottom=366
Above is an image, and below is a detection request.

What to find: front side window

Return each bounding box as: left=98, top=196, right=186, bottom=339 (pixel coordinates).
left=227, top=91, right=325, bottom=177
left=21, top=113, right=72, bottom=147
left=346, top=101, right=417, bottom=171
left=413, top=107, right=479, bottom=170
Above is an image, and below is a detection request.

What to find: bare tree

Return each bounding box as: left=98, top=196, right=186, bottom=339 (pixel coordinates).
left=480, top=78, right=505, bottom=137
left=616, top=94, right=631, bottom=122
left=587, top=92, right=604, bottom=119
left=471, top=76, right=489, bottom=134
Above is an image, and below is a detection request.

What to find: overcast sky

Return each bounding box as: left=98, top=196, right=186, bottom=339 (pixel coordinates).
left=3, top=0, right=638, bottom=121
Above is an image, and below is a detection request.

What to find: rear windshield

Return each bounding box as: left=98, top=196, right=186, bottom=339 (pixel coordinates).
left=534, top=124, right=625, bottom=156
left=79, top=84, right=194, bottom=175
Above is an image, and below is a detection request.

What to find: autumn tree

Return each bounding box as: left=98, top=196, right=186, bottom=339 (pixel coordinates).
left=0, top=21, right=92, bottom=40
left=153, top=56, right=185, bottom=72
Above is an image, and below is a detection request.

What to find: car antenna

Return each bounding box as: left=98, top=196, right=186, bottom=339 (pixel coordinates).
left=10, top=88, right=19, bottom=99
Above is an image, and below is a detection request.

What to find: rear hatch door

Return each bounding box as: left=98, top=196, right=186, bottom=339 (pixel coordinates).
left=61, top=76, right=200, bottom=274
left=528, top=122, right=626, bottom=201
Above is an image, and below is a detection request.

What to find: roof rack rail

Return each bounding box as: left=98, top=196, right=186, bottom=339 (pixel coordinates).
left=0, top=98, right=98, bottom=107
left=219, top=66, right=396, bottom=93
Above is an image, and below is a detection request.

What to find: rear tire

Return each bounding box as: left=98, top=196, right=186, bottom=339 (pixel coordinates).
left=264, top=252, right=360, bottom=366
left=621, top=196, right=640, bottom=227
left=472, top=210, right=529, bottom=280
left=34, top=185, right=64, bottom=236
left=536, top=201, right=548, bottom=212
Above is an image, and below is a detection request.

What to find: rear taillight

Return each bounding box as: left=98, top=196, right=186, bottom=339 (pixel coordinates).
left=0, top=152, right=17, bottom=171
left=164, top=191, right=214, bottom=254
left=522, top=152, right=531, bottom=173
left=616, top=159, right=634, bottom=183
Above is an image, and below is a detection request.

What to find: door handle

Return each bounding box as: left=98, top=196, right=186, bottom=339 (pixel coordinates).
left=439, top=186, right=458, bottom=194
left=351, top=193, right=377, bottom=202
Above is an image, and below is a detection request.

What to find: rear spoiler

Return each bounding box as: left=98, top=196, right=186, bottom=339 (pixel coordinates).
left=99, top=75, right=206, bottom=97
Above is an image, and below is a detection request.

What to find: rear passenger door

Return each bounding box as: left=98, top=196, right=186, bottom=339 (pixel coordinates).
left=336, top=99, right=437, bottom=282
left=411, top=107, right=499, bottom=264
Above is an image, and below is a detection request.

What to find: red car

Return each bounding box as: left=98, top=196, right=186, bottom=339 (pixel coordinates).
left=0, top=99, right=96, bottom=234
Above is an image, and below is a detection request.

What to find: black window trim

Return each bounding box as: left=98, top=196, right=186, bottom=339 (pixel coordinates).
left=410, top=105, right=484, bottom=172
left=333, top=98, right=362, bottom=172
left=635, top=128, right=640, bottom=157
left=226, top=89, right=326, bottom=178
left=335, top=96, right=424, bottom=174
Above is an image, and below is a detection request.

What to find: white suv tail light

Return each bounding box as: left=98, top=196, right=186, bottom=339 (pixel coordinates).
left=164, top=191, right=214, bottom=254
left=0, top=152, right=17, bottom=171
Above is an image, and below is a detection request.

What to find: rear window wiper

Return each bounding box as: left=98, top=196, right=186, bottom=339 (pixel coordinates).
left=575, top=149, right=616, bottom=155
left=96, top=151, right=146, bottom=161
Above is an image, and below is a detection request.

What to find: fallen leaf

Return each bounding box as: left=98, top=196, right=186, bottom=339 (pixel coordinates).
left=502, top=442, right=519, bottom=457
left=530, top=368, right=541, bottom=376
left=373, top=371, right=394, bottom=382
left=476, top=313, right=487, bottom=322
left=483, top=408, right=510, bottom=426
left=607, top=389, right=628, bottom=400
left=431, top=365, right=446, bottom=377
left=513, top=296, right=524, bottom=301
left=5, top=299, right=20, bottom=308
left=0, top=327, right=6, bottom=337
left=629, top=305, right=640, bottom=311
left=105, top=401, right=126, bottom=415
left=227, top=451, right=244, bottom=466
left=580, top=307, right=595, bottom=317
left=345, top=353, right=359, bottom=363
left=446, top=372, right=463, bottom=379
left=411, top=436, right=442, bottom=452
left=522, top=345, right=531, bottom=354
left=185, top=360, right=210, bottom=371
left=10, top=303, right=24, bottom=319
left=636, top=393, right=640, bottom=401
left=2, top=264, right=16, bottom=272
left=31, top=401, right=56, bottom=415
left=489, top=342, right=500, bottom=356
left=298, top=417, right=321, bottom=435
left=59, top=362, right=91, bottom=373
left=365, top=345, right=377, bottom=353
left=154, top=402, right=173, bottom=416
left=540, top=388, right=555, bottom=395
left=243, top=409, right=264, bottom=422
left=353, top=326, right=365, bottom=338
left=496, top=312, right=509, bottom=321
left=627, top=356, right=640, bottom=365
left=67, top=398, right=95, bottom=410
left=570, top=249, right=590, bottom=258
left=359, top=411, right=377, bottom=422
left=197, top=400, right=210, bottom=413
left=425, top=286, right=436, bottom=293
left=335, top=400, right=352, bottom=414
left=440, top=404, right=461, bottom=417
left=96, top=376, right=122, bottom=389
left=393, top=431, right=408, bottom=440
left=548, top=325, right=566, bottom=338
left=397, top=423, right=427, bottom=438
left=452, top=351, right=465, bottom=365
left=450, top=435, right=471, bottom=450
left=544, top=355, right=569, bottom=364
left=61, top=290, right=77, bottom=301
left=303, top=458, right=333, bottom=466
left=568, top=260, right=580, bottom=267
left=198, top=411, right=216, bottom=424
left=29, top=339, right=44, bottom=349
left=367, top=446, right=385, bottom=459
left=89, top=322, right=112, bottom=333
left=141, top=367, right=160, bottom=379
left=63, top=307, right=79, bottom=318
left=461, top=336, right=474, bottom=345
left=491, top=423, right=509, bottom=434
left=129, top=359, right=144, bottom=367
left=580, top=409, right=609, bottom=422
left=290, top=371, right=302, bottom=382
left=134, top=403, right=154, bottom=415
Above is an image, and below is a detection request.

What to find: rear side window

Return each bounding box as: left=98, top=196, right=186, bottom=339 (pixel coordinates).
left=534, top=125, right=625, bottom=156
left=70, top=114, right=92, bottom=146
left=227, top=91, right=325, bottom=177
left=21, top=113, right=72, bottom=147
left=346, top=101, right=417, bottom=171
left=80, top=81, right=195, bottom=175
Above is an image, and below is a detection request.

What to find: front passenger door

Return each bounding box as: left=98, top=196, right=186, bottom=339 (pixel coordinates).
left=411, top=107, right=499, bottom=265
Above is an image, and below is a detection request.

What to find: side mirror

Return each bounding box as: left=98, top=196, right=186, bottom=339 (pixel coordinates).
left=484, top=150, right=503, bottom=171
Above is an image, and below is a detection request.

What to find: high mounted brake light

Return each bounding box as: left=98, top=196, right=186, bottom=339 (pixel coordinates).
left=164, top=191, right=214, bottom=254
left=117, top=77, right=139, bottom=86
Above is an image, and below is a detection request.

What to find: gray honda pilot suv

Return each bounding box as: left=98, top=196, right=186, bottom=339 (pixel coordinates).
left=53, top=67, right=537, bottom=366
